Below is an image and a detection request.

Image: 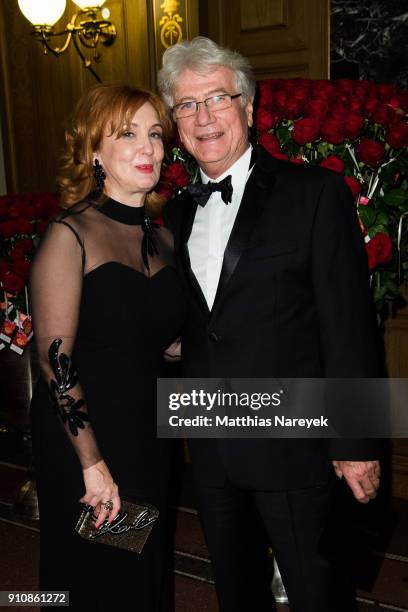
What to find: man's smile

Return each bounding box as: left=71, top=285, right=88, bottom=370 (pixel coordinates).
left=196, top=132, right=224, bottom=141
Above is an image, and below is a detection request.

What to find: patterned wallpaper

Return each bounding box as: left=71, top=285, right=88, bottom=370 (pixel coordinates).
left=331, top=0, right=408, bottom=88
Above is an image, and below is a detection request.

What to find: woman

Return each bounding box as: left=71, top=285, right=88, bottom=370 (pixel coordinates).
left=30, top=83, right=185, bottom=610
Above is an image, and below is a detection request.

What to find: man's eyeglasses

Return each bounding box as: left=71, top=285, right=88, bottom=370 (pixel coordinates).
left=172, top=93, right=242, bottom=119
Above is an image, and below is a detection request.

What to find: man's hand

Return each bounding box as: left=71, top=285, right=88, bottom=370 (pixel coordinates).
left=163, top=337, right=181, bottom=362
left=332, top=460, right=380, bottom=503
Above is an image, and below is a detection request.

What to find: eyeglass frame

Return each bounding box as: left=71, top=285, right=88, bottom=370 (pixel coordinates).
left=172, top=93, right=243, bottom=119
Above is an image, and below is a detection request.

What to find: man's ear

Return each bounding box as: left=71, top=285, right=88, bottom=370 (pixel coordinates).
left=245, top=100, right=254, bottom=128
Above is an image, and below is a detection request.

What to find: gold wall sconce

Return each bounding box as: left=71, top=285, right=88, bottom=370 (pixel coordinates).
left=17, top=0, right=116, bottom=82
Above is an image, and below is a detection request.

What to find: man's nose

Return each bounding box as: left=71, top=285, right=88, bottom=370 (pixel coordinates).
left=195, top=102, right=215, bottom=125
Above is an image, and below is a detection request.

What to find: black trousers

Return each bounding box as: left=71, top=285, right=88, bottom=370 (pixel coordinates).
left=194, top=475, right=356, bottom=612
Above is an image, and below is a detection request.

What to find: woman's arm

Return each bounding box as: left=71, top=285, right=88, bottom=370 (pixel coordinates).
left=30, top=221, right=120, bottom=526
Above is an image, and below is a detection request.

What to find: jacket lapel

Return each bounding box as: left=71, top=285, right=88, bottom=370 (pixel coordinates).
left=210, top=148, right=277, bottom=319
left=179, top=191, right=210, bottom=316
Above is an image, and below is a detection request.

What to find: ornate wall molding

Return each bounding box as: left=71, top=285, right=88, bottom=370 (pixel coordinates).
left=152, top=0, right=198, bottom=74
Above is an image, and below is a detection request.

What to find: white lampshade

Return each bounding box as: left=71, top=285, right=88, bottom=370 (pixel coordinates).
left=72, top=0, right=106, bottom=8
left=18, top=0, right=66, bottom=26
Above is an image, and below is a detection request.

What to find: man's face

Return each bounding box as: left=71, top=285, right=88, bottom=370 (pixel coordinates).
left=172, top=66, right=253, bottom=179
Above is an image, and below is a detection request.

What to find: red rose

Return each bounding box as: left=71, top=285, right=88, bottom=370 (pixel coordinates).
left=349, top=99, right=363, bottom=114
left=258, top=91, right=274, bottom=107
left=36, top=220, right=49, bottom=235
left=0, top=259, right=10, bottom=279
left=13, top=258, right=31, bottom=281
left=0, top=220, right=16, bottom=238
left=285, top=99, right=303, bottom=119
left=275, top=90, right=287, bottom=111
left=1, top=272, right=25, bottom=294
left=344, top=176, right=362, bottom=199
left=372, top=104, right=392, bottom=127
left=329, top=103, right=348, bottom=119
left=319, top=155, right=345, bottom=173
left=14, top=238, right=33, bottom=254
left=8, top=206, right=20, bottom=218
left=163, top=162, right=190, bottom=188
left=258, top=80, right=273, bottom=91
left=335, top=78, right=355, bottom=92
left=158, top=184, right=174, bottom=201
left=378, top=84, right=396, bottom=99
left=258, top=80, right=274, bottom=103
left=399, top=92, right=408, bottom=112
left=0, top=202, right=8, bottom=219
left=292, top=118, right=320, bottom=145
left=365, top=97, right=378, bottom=116
left=271, top=152, right=289, bottom=161
left=357, top=138, right=385, bottom=168
left=305, top=99, right=328, bottom=120
left=389, top=111, right=404, bottom=127
left=366, top=233, right=393, bottom=271
left=14, top=218, right=33, bottom=234
left=344, top=114, right=364, bottom=139
left=258, top=133, right=281, bottom=155
left=321, top=119, right=344, bottom=144
left=33, top=201, right=46, bottom=217
left=44, top=198, right=61, bottom=217
left=386, top=123, right=408, bottom=149
left=255, top=107, right=277, bottom=133
left=290, top=157, right=304, bottom=164
left=292, top=87, right=309, bottom=104
left=11, top=248, right=25, bottom=262
left=313, top=81, right=334, bottom=97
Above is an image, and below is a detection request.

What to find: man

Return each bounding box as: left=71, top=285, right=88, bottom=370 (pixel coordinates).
left=159, top=37, right=381, bottom=612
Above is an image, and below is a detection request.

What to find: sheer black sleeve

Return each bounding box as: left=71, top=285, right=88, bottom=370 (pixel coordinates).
left=30, top=220, right=102, bottom=469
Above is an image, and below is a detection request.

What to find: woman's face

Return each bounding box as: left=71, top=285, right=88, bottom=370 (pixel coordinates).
left=95, top=101, right=164, bottom=205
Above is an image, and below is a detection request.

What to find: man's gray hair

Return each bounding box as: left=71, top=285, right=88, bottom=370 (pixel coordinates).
left=157, top=36, right=256, bottom=108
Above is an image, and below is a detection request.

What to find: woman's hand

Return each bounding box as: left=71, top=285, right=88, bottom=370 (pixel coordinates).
left=80, top=459, right=121, bottom=528
left=164, top=337, right=181, bottom=362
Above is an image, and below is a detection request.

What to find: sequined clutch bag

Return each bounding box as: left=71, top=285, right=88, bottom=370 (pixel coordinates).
left=75, top=498, right=159, bottom=553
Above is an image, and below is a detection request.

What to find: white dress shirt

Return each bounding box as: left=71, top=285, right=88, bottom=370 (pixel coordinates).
left=188, top=146, right=253, bottom=310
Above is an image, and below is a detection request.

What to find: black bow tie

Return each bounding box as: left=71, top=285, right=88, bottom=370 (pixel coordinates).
left=187, top=175, right=233, bottom=207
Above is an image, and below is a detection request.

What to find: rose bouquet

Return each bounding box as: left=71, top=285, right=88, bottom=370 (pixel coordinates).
left=0, top=192, right=60, bottom=352
left=162, top=79, right=408, bottom=317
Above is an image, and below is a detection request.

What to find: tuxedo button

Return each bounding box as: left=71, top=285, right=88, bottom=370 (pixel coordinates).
left=209, top=331, right=220, bottom=342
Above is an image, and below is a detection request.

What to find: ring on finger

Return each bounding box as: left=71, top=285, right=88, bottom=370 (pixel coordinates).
left=101, top=499, right=113, bottom=512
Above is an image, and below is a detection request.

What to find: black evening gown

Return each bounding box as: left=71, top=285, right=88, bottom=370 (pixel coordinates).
left=29, top=198, right=185, bottom=611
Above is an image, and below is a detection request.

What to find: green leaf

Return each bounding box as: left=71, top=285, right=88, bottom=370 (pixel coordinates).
left=358, top=206, right=376, bottom=227
left=276, top=125, right=292, bottom=146
left=369, top=225, right=389, bottom=236
left=317, top=142, right=330, bottom=157
left=383, top=188, right=408, bottom=207
left=375, top=212, right=389, bottom=226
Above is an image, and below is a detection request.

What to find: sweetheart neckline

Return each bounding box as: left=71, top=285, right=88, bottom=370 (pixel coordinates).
left=84, top=261, right=174, bottom=280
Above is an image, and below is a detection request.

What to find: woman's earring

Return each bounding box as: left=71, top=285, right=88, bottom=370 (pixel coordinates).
left=93, top=159, right=106, bottom=192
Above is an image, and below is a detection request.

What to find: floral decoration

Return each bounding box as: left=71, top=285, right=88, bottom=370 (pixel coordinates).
left=0, top=192, right=60, bottom=339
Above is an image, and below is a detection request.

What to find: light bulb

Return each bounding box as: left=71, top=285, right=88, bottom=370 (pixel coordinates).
left=72, top=0, right=106, bottom=8
left=18, top=0, right=66, bottom=27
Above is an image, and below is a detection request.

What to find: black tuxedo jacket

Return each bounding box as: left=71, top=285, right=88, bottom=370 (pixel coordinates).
left=164, top=146, right=382, bottom=491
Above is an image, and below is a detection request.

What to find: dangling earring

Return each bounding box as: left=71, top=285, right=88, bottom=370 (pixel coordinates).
left=93, top=159, right=106, bottom=192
